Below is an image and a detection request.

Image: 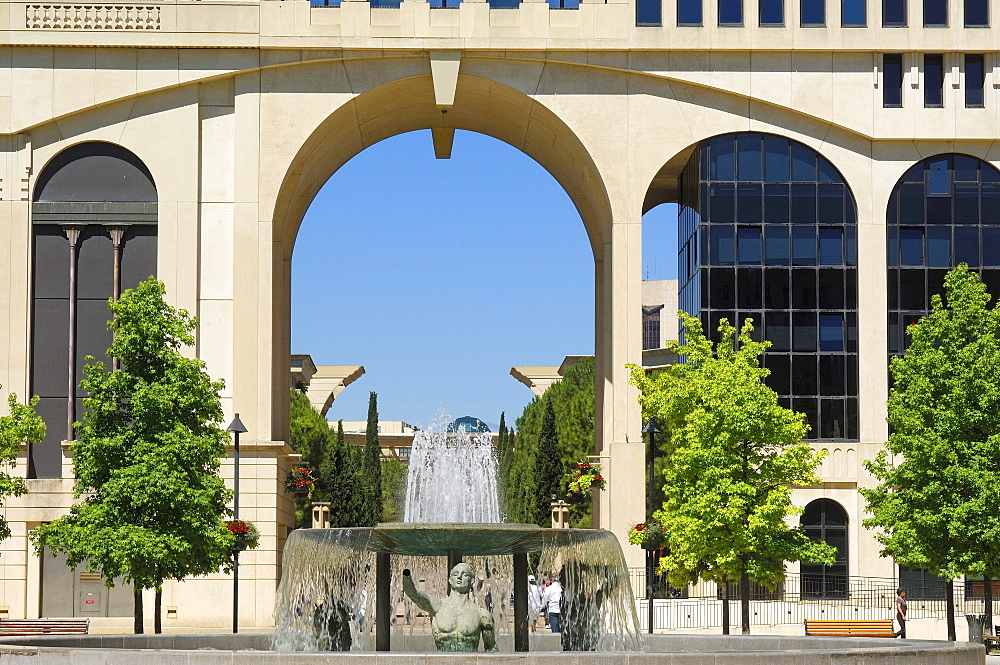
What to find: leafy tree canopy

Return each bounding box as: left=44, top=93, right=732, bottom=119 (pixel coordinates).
left=31, top=278, right=234, bottom=608
left=629, top=314, right=834, bottom=591
left=862, top=265, right=1000, bottom=582
left=0, top=391, right=45, bottom=543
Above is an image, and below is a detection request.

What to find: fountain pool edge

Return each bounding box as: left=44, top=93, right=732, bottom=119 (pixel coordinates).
left=0, top=633, right=982, bottom=664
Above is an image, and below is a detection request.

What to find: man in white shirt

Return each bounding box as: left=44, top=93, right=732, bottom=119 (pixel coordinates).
left=541, top=575, right=563, bottom=633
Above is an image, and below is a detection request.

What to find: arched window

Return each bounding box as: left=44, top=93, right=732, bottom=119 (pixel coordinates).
left=800, top=498, right=849, bottom=598
left=678, top=132, right=859, bottom=440
left=30, top=142, right=157, bottom=479
left=887, top=153, right=1000, bottom=355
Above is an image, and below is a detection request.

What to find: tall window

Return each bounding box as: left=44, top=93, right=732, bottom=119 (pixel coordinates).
left=678, top=133, right=859, bottom=441
left=801, top=0, right=826, bottom=23
left=887, top=154, right=1000, bottom=355
left=964, top=0, right=988, bottom=24
left=924, top=0, right=947, bottom=24
left=801, top=499, right=849, bottom=599
left=924, top=54, right=944, bottom=107
left=966, top=54, right=985, bottom=107
left=842, top=0, right=866, bottom=24
left=30, top=142, right=157, bottom=479
left=719, top=0, right=744, bottom=23
left=760, top=0, right=784, bottom=22
left=898, top=566, right=948, bottom=599
left=643, top=306, right=663, bottom=350
left=883, top=54, right=904, bottom=107
left=883, top=0, right=907, bottom=24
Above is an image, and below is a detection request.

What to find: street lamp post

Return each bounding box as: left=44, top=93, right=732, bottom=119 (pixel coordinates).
left=642, top=418, right=661, bottom=635
left=226, top=414, right=247, bottom=635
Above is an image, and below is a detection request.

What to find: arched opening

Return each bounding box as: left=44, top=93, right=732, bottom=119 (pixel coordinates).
left=670, top=132, right=860, bottom=441
left=800, top=498, right=849, bottom=598
left=30, top=140, right=153, bottom=618
left=887, top=153, right=1000, bottom=354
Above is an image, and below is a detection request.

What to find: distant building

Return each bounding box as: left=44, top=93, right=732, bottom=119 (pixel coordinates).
left=447, top=416, right=491, bottom=433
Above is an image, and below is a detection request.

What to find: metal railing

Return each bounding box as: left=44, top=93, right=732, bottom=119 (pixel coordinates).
left=628, top=568, right=1000, bottom=630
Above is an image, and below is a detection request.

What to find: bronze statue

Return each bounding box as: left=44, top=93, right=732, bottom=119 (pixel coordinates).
left=401, top=563, right=498, bottom=652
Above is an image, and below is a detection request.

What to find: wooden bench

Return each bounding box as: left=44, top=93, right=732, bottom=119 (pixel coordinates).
left=804, top=619, right=896, bottom=638
left=0, top=619, right=90, bottom=636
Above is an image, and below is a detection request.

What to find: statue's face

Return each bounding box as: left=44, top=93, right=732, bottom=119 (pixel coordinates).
left=449, top=564, right=474, bottom=593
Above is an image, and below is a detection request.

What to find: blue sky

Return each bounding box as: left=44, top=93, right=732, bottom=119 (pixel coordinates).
left=291, top=129, right=676, bottom=429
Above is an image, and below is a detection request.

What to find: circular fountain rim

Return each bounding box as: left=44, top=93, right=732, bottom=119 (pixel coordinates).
left=367, top=522, right=544, bottom=556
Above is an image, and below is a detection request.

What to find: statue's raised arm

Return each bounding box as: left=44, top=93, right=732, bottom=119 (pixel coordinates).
left=401, top=569, right=437, bottom=614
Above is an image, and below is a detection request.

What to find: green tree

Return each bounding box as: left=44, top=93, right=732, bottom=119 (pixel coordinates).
left=381, top=458, right=407, bottom=521
left=32, top=278, right=233, bottom=634
left=508, top=358, right=595, bottom=526
left=534, top=400, right=562, bottom=526
left=629, top=313, right=834, bottom=635
left=0, top=391, right=45, bottom=542
left=363, top=392, right=382, bottom=526
left=861, top=265, right=1000, bottom=641
left=321, top=419, right=366, bottom=527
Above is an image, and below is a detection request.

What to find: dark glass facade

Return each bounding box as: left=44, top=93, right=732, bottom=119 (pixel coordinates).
left=887, top=153, right=1000, bottom=355
left=679, top=132, right=859, bottom=441
left=801, top=499, right=849, bottom=598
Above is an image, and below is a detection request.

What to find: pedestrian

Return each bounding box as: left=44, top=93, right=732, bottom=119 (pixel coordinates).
left=894, top=588, right=907, bottom=638
left=528, top=574, right=543, bottom=632
left=542, top=574, right=563, bottom=633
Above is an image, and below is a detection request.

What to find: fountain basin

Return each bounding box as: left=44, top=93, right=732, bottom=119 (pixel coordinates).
left=368, top=523, right=543, bottom=556
left=0, top=633, right=983, bottom=664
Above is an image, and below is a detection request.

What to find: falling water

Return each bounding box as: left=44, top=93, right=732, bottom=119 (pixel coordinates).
left=537, top=529, right=645, bottom=651
left=272, top=528, right=375, bottom=652
left=403, top=429, right=501, bottom=523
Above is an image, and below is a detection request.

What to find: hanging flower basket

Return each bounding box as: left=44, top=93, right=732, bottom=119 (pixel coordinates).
left=628, top=520, right=665, bottom=550
left=285, top=466, right=317, bottom=496
left=226, top=519, right=260, bottom=551
left=567, top=461, right=606, bottom=495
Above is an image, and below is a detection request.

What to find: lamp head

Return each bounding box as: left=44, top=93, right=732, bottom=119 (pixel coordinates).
left=227, top=414, right=248, bottom=434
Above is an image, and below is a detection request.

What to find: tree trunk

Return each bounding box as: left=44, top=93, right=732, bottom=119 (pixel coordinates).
left=154, top=586, right=162, bottom=634
left=721, top=580, right=730, bottom=635
left=133, top=588, right=144, bottom=634
left=946, top=579, right=956, bottom=641
left=985, top=576, right=994, bottom=636
left=739, top=573, right=751, bottom=635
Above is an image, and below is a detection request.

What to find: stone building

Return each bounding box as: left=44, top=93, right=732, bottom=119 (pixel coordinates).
left=0, top=0, right=990, bottom=628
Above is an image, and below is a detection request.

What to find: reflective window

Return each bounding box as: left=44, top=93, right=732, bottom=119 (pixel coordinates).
left=637, top=0, right=664, bottom=24
left=720, top=0, right=744, bottom=22
left=924, top=0, right=947, bottom=24
left=924, top=54, right=944, bottom=107
left=883, top=0, right=906, bottom=24
left=801, top=499, right=849, bottom=598
left=801, top=0, right=826, bottom=23
left=679, top=133, right=859, bottom=442
left=965, top=0, right=988, bottom=24
left=966, top=54, right=985, bottom=107
left=883, top=54, right=904, bottom=107
left=887, top=154, right=1000, bottom=354
left=760, top=0, right=784, bottom=22
left=677, top=0, right=702, bottom=24
left=842, top=0, right=866, bottom=24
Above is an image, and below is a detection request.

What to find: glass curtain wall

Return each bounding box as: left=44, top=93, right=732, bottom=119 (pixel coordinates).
left=887, top=153, right=1000, bottom=355
left=678, top=132, right=859, bottom=441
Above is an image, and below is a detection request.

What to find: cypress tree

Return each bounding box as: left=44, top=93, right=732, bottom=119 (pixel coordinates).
left=363, top=392, right=382, bottom=526
left=321, top=419, right=365, bottom=527
left=534, top=400, right=562, bottom=526
left=496, top=412, right=509, bottom=515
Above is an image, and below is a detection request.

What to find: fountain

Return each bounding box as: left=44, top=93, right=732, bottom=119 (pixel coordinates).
left=272, top=425, right=644, bottom=653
